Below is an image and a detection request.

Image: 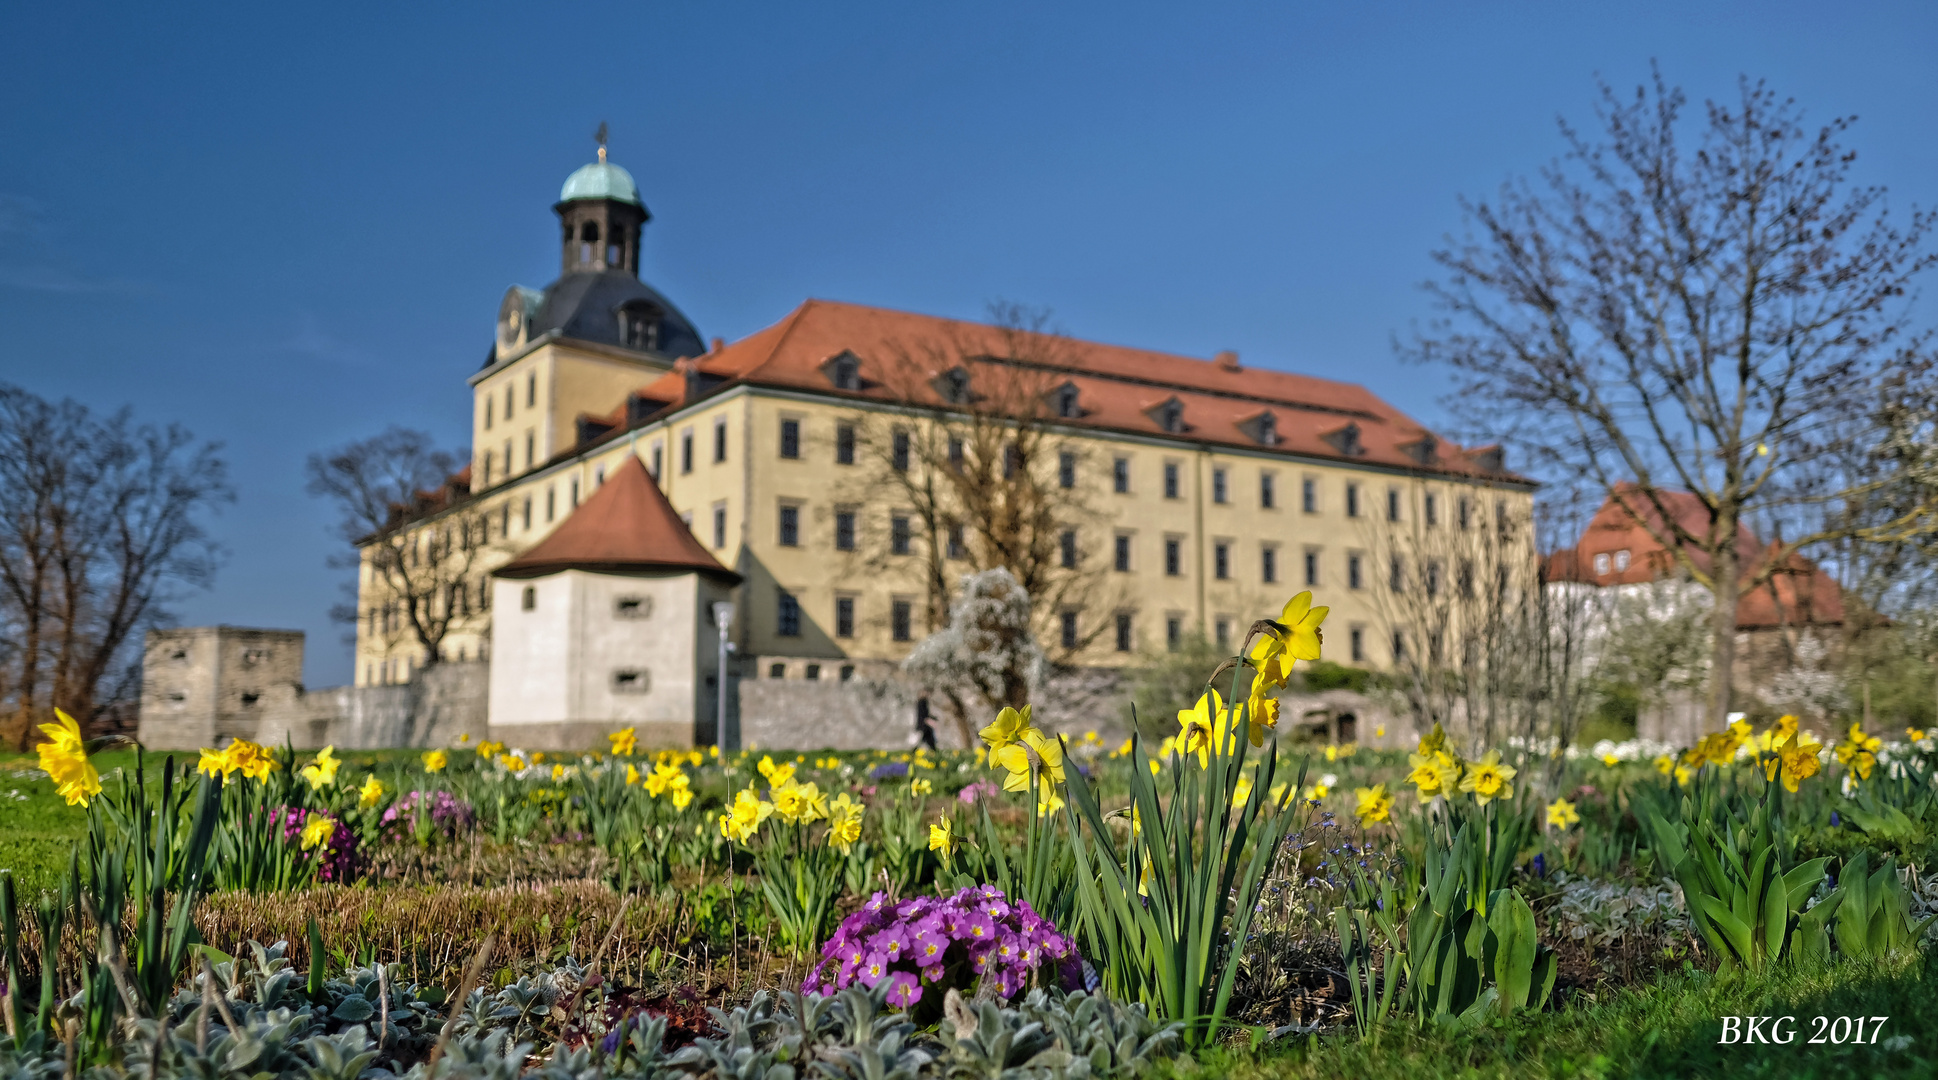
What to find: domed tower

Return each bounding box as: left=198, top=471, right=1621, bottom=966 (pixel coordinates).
left=491, top=131, right=705, bottom=365
left=555, top=142, right=648, bottom=276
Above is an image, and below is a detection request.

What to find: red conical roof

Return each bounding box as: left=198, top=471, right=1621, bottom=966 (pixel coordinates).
left=493, top=455, right=739, bottom=581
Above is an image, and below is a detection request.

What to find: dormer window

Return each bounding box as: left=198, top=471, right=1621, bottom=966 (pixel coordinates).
left=1258, top=411, right=1277, bottom=446
left=1323, top=423, right=1365, bottom=456
left=617, top=301, right=661, bottom=352
left=1614, top=549, right=1631, bottom=572
left=1147, top=397, right=1186, bottom=434
left=823, top=351, right=863, bottom=391
left=1593, top=552, right=1611, bottom=576
left=1403, top=435, right=1438, bottom=465
left=934, top=366, right=973, bottom=404
left=1053, top=382, right=1081, bottom=419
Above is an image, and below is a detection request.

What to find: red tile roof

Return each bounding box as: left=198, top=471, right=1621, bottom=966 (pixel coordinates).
left=1546, top=487, right=1843, bottom=627
left=494, top=455, right=738, bottom=581
left=574, top=299, right=1526, bottom=482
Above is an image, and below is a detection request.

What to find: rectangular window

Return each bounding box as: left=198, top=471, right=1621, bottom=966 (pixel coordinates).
left=1115, top=612, right=1133, bottom=653
left=1348, top=553, right=1363, bottom=589
left=891, top=515, right=912, bottom=556
left=714, top=419, right=728, bottom=463
left=1424, top=493, right=1437, bottom=526
left=1214, top=541, right=1229, bottom=580
left=527, top=372, right=536, bottom=407
left=546, top=486, right=556, bottom=522
left=1060, top=529, right=1078, bottom=569
left=570, top=477, right=580, bottom=507
left=1391, top=630, right=1406, bottom=662
left=522, top=497, right=532, bottom=530
left=835, top=596, right=855, bottom=638
left=1388, top=488, right=1402, bottom=522
left=1212, top=468, right=1228, bottom=504
left=650, top=443, right=662, bottom=478
left=680, top=431, right=693, bottom=474
left=891, top=599, right=913, bottom=642
left=1163, top=462, right=1180, bottom=499
left=1114, top=533, right=1132, bottom=572
left=1164, top=537, right=1182, bottom=577
left=1302, top=477, right=1317, bottom=513
left=1459, top=497, right=1472, bottom=530
left=1058, top=451, right=1077, bottom=489
left=947, top=523, right=967, bottom=559
left=1260, top=472, right=1275, bottom=509
left=1389, top=556, right=1404, bottom=592
left=484, top=397, right=493, bottom=430
left=834, top=510, right=856, bottom=551
left=778, top=504, right=800, bottom=547
left=779, top=418, right=801, bottom=459
left=892, top=429, right=910, bottom=471
left=1061, top=610, right=1079, bottom=649
left=1215, top=619, right=1230, bottom=649
left=836, top=423, right=856, bottom=465
left=505, top=384, right=514, bottom=419
left=712, top=503, right=728, bottom=548
left=1305, top=549, right=1320, bottom=587
left=777, top=590, right=801, bottom=637
left=1262, top=546, right=1278, bottom=584
left=1113, top=457, right=1130, bottom=493
left=1425, top=559, right=1442, bottom=597
left=1346, top=483, right=1360, bottom=518
left=1350, top=627, right=1365, bottom=662
left=525, top=432, right=534, bottom=469
left=1166, top=616, right=1181, bottom=652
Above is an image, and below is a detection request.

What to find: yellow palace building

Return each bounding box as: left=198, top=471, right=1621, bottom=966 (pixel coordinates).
left=354, top=147, right=1535, bottom=748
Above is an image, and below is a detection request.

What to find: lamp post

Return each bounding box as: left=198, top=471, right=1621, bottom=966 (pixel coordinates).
left=712, top=600, right=737, bottom=750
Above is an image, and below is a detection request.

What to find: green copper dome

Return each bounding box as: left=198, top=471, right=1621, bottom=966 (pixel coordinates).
left=559, top=160, right=642, bottom=206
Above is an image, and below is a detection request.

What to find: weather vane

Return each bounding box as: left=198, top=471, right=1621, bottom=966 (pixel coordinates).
left=595, top=121, right=608, bottom=163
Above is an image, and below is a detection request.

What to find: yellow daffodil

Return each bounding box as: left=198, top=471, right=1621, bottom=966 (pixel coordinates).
left=1459, top=750, right=1516, bottom=806
left=300, top=814, right=336, bottom=851
left=929, top=816, right=955, bottom=855
left=1405, top=752, right=1445, bottom=798
left=980, top=705, right=1032, bottom=750
left=223, top=740, right=276, bottom=782
left=1849, top=750, right=1876, bottom=781
left=1354, top=783, right=1394, bottom=824
left=531, top=752, right=546, bottom=765
left=1248, top=591, right=1328, bottom=687
left=718, top=786, right=775, bottom=843
left=35, top=709, right=100, bottom=808
left=1909, top=727, right=1927, bottom=743
left=1600, top=753, right=1620, bottom=768
left=1177, top=689, right=1230, bottom=768
left=827, top=793, right=864, bottom=853
left=422, top=749, right=448, bottom=773
left=1035, top=783, right=1064, bottom=817
left=551, top=764, right=566, bottom=782
left=1761, top=732, right=1823, bottom=793
left=609, top=727, right=639, bottom=756
left=1303, top=783, right=1330, bottom=801
left=499, top=752, right=525, bottom=772
left=910, top=777, right=933, bottom=797
left=1241, top=682, right=1280, bottom=747
left=358, top=775, right=386, bottom=808
left=300, top=746, right=341, bottom=788
left=1546, top=798, right=1580, bottom=830
left=626, top=763, right=641, bottom=786
left=1653, top=754, right=1675, bottom=776
left=1324, top=744, right=1339, bottom=762
left=476, top=739, right=505, bottom=759
left=1418, top=723, right=1447, bottom=756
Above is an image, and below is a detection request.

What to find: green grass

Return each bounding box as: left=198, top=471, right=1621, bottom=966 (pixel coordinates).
left=0, top=748, right=129, bottom=896
left=1175, top=952, right=1938, bottom=1079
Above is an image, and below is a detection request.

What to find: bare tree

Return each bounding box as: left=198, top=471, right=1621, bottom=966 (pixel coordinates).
left=1408, top=67, right=1938, bottom=730
left=901, top=567, right=1044, bottom=747
left=842, top=303, right=1126, bottom=656
left=0, top=383, right=230, bottom=744
left=305, top=428, right=493, bottom=673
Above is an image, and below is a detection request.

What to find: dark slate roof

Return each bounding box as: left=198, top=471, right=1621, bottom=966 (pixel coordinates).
left=522, top=271, right=705, bottom=360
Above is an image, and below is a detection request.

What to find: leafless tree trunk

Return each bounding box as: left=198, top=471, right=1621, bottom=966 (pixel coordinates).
left=305, top=428, right=493, bottom=673
left=841, top=303, right=1128, bottom=661
left=1407, top=67, right=1938, bottom=731
left=0, top=384, right=230, bottom=745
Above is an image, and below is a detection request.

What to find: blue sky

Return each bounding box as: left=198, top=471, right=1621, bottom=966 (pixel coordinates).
left=2, top=2, right=1933, bottom=686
